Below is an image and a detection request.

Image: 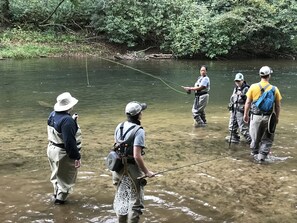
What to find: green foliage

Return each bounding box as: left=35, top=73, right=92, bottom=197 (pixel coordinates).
left=92, top=0, right=162, bottom=47
left=3, top=0, right=297, bottom=58
left=0, top=28, right=85, bottom=58
left=0, top=44, right=60, bottom=59
left=199, top=0, right=297, bottom=57
left=201, top=11, right=246, bottom=58
left=91, top=0, right=209, bottom=56
left=161, top=1, right=210, bottom=57
left=0, top=28, right=81, bottom=44
left=90, top=0, right=296, bottom=58
left=9, top=0, right=96, bottom=29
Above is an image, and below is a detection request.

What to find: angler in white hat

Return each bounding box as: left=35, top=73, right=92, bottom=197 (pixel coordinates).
left=47, top=92, right=82, bottom=204
left=243, top=66, right=282, bottom=163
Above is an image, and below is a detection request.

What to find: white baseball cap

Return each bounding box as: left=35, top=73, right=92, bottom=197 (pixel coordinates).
left=259, top=66, right=273, bottom=76
left=54, top=92, right=78, bottom=112
left=125, top=101, right=147, bottom=116
left=234, top=73, right=244, bottom=81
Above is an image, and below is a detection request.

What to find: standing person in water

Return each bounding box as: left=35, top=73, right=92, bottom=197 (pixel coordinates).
left=244, top=66, right=282, bottom=163
left=112, top=101, right=155, bottom=223
left=47, top=92, right=82, bottom=204
left=225, top=73, right=251, bottom=144
left=182, top=65, right=210, bottom=127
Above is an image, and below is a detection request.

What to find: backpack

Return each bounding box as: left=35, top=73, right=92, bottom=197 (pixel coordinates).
left=254, top=83, right=275, bottom=113
left=106, top=122, right=142, bottom=172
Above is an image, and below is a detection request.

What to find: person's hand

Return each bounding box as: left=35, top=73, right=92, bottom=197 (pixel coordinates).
left=182, top=86, right=192, bottom=94
left=75, top=159, right=81, bottom=168
left=243, top=114, right=249, bottom=123
left=145, top=171, right=155, bottom=178
left=72, top=113, right=79, bottom=121
left=275, top=117, right=279, bottom=125
left=182, top=86, right=190, bottom=91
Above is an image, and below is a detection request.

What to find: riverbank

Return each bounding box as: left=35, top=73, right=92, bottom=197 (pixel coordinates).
left=1, top=29, right=296, bottom=60
left=0, top=29, right=128, bottom=59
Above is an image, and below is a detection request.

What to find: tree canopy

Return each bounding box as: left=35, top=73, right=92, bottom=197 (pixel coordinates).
left=1, top=0, right=296, bottom=59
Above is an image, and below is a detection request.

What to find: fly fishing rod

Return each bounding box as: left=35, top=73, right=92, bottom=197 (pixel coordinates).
left=98, top=56, right=187, bottom=95
left=137, top=153, right=234, bottom=180
left=85, top=57, right=91, bottom=87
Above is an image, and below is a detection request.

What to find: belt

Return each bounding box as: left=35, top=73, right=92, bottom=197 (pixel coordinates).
left=50, top=141, right=65, bottom=149
left=50, top=141, right=81, bottom=149
left=195, top=92, right=208, bottom=97
left=251, top=112, right=271, bottom=116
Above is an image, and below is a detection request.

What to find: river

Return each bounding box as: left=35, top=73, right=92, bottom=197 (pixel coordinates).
left=0, top=58, right=296, bottom=222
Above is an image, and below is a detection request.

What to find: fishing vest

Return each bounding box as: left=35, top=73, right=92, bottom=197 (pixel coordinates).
left=231, top=82, right=250, bottom=113
left=194, top=76, right=210, bottom=96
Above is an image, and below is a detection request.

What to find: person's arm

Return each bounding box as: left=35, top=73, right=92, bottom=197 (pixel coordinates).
left=243, top=97, right=252, bottom=123
left=61, top=117, right=81, bottom=167
left=274, top=100, right=281, bottom=124
left=133, top=146, right=154, bottom=177
left=182, top=85, right=206, bottom=92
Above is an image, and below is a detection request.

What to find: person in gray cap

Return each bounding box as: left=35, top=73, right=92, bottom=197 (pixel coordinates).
left=112, top=101, right=155, bottom=223
left=47, top=92, right=82, bottom=204
left=225, top=73, right=251, bottom=144
left=244, top=66, right=282, bottom=163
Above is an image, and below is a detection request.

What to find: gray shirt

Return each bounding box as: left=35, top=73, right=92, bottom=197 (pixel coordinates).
left=195, top=76, right=210, bottom=93
left=114, top=121, right=145, bottom=148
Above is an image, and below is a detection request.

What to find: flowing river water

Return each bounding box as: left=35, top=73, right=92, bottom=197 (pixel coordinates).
left=0, top=58, right=297, bottom=223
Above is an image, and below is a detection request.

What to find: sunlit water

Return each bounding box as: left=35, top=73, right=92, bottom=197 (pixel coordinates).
left=0, top=58, right=297, bottom=222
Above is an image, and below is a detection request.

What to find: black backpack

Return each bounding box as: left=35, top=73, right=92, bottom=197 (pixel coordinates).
left=106, top=122, right=142, bottom=172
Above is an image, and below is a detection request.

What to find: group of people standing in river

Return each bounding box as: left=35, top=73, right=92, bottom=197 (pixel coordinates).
left=182, top=65, right=282, bottom=163
left=46, top=64, right=282, bottom=223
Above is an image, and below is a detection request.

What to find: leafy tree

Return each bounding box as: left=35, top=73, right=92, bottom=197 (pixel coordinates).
left=2, top=0, right=296, bottom=58
left=199, top=0, right=297, bottom=57
left=9, top=0, right=96, bottom=30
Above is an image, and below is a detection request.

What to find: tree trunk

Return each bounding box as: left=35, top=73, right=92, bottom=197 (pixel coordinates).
left=0, top=0, right=11, bottom=26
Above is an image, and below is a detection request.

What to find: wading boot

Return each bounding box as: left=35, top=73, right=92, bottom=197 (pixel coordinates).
left=225, top=134, right=240, bottom=143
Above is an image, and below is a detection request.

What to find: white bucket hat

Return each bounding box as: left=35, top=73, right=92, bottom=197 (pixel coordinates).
left=125, top=101, right=147, bottom=116
left=54, top=92, right=78, bottom=112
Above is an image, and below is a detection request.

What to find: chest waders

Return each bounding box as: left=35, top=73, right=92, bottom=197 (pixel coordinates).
left=113, top=122, right=144, bottom=217
left=229, top=94, right=239, bottom=148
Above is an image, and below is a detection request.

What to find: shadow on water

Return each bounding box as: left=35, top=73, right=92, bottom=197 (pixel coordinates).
left=1, top=58, right=297, bottom=222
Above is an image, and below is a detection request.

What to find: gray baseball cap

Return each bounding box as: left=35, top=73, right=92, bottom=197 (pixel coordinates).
left=125, top=101, right=147, bottom=116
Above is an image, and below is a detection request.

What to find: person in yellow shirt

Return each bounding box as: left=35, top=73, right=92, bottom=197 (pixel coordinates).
left=243, top=66, right=282, bottom=163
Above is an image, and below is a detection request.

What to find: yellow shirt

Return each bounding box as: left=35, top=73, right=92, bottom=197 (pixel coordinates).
left=246, top=81, right=282, bottom=102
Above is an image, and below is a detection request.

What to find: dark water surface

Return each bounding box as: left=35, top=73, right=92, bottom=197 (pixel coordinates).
left=0, top=58, right=297, bottom=223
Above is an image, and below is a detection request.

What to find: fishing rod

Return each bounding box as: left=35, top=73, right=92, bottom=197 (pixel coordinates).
left=98, top=56, right=187, bottom=95
left=85, top=57, right=91, bottom=87
left=137, top=152, right=236, bottom=180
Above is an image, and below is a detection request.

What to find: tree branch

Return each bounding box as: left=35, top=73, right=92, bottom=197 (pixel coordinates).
left=39, top=0, right=66, bottom=25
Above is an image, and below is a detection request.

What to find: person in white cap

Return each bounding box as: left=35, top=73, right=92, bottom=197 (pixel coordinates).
left=225, top=73, right=251, bottom=144
left=47, top=92, right=82, bottom=204
left=243, top=66, right=282, bottom=163
left=112, top=101, right=154, bottom=223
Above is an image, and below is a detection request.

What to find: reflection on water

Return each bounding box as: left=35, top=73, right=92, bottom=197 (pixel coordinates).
left=0, top=58, right=297, bottom=222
